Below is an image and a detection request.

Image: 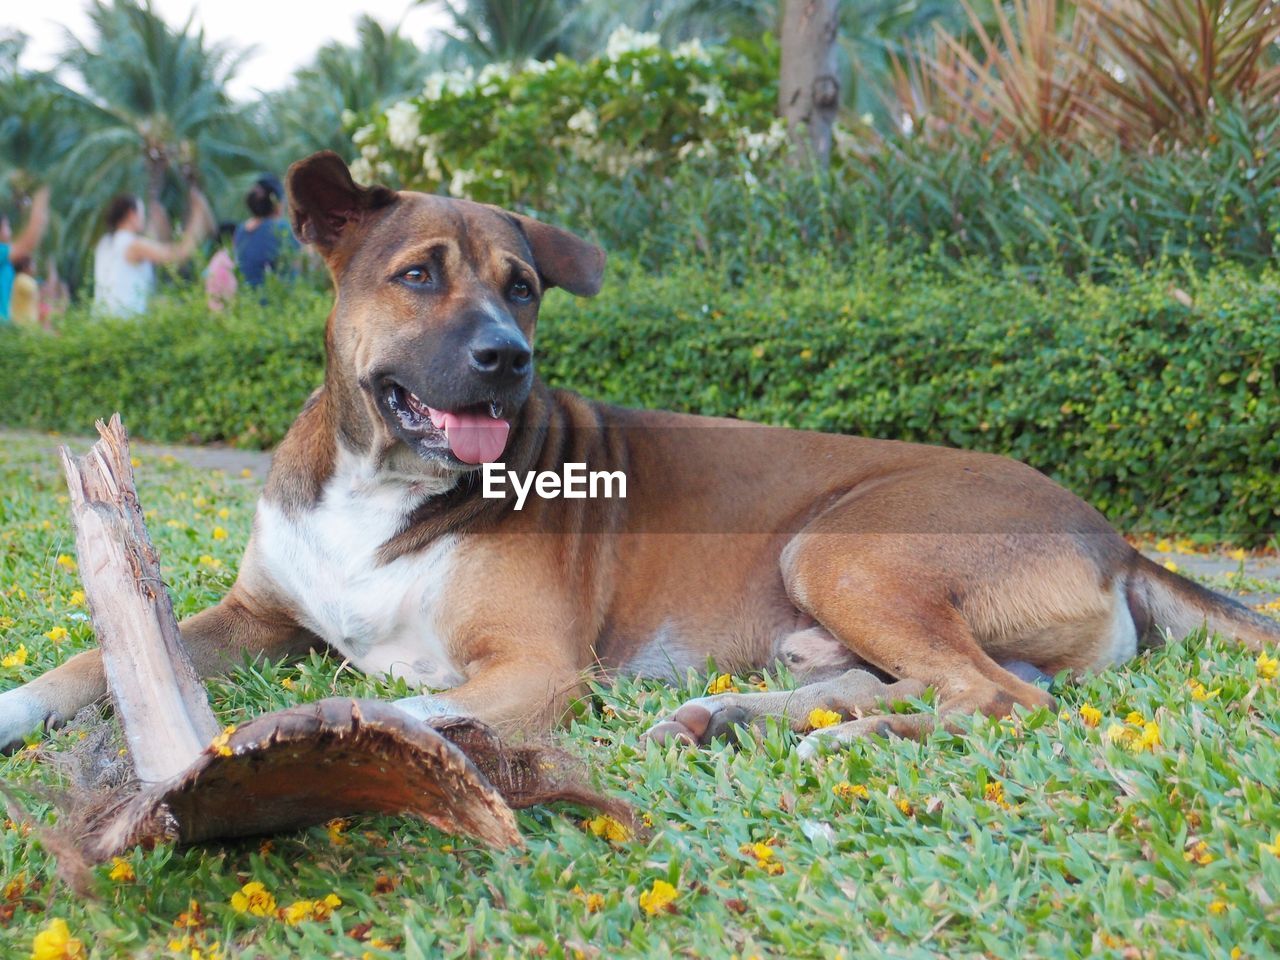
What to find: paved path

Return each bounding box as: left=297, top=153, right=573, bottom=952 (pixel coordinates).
left=4, top=429, right=1277, bottom=611
left=2, top=428, right=273, bottom=481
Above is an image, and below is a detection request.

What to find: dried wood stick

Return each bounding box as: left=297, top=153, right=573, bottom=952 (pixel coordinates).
left=59, top=415, right=219, bottom=783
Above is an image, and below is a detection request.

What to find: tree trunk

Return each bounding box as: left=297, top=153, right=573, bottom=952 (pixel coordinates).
left=778, top=0, right=842, bottom=167
left=144, top=154, right=171, bottom=242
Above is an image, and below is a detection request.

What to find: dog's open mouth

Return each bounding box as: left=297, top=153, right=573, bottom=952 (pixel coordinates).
left=382, top=382, right=511, bottom=465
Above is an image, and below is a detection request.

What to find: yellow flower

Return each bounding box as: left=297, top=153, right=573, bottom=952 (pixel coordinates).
left=739, top=841, right=783, bottom=874
left=707, top=673, right=736, bottom=695
left=1227, top=548, right=1247, bottom=562
left=1257, top=652, right=1278, bottom=681
left=280, top=677, right=294, bottom=690
left=751, top=346, right=765, bottom=359
left=208, top=725, right=236, bottom=758
left=1162, top=560, right=1179, bottom=573
left=638, top=879, right=678, bottom=916
left=44, top=626, right=68, bottom=643
left=2, top=644, right=28, bottom=668
left=585, top=892, right=605, bottom=912
left=212, top=526, right=228, bottom=541
left=109, top=857, right=136, bottom=882
left=583, top=814, right=632, bottom=843
left=743, top=841, right=773, bottom=862
left=229, top=881, right=276, bottom=916
left=1079, top=704, right=1102, bottom=727
left=1188, top=679, right=1220, bottom=702
left=173, top=900, right=203, bottom=929
left=281, top=894, right=341, bottom=925
left=799, top=348, right=813, bottom=360
left=217, top=508, right=230, bottom=520
left=806, top=707, right=842, bottom=730
left=896, top=797, right=914, bottom=816
left=1231, top=949, right=1243, bottom=960
left=1105, top=723, right=1132, bottom=746
left=1154, top=538, right=1173, bottom=553
left=55, top=555, right=77, bottom=572
left=68, top=591, right=85, bottom=607
left=1260, top=833, right=1280, bottom=857
left=327, top=819, right=349, bottom=845
left=130, top=456, right=141, bottom=468
left=1131, top=721, right=1162, bottom=753
left=31, top=918, right=85, bottom=960
left=1124, top=711, right=1146, bottom=726
left=240, top=468, right=254, bottom=478
left=833, top=781, right=869, bottom=801
left=193, top=496, right=208, bottom=508
left=1209, top=900, right=1228, bottom=915
left=4, top=872, right=26, bottom=900
left=1183, top=841, right=1214, bottom=865
left=984, top=781, right=1011, bottom=809
left=197, top=555, right=222, bottom=569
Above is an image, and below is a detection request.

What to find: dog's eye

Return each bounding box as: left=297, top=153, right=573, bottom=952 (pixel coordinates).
left=399, top=266, right=434, bottom=287
left=509, top=280, right=533, bottom=302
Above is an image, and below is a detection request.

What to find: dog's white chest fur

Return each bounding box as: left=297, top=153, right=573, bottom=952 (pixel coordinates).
left=254, top=451, right=463, bottom=689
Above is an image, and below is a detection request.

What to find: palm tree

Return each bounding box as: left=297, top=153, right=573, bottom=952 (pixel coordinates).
left=57, top=0, right=259, bottom=259
left=264, top=15, right=433, bottom=165
left=428, top=0, right=580, bottom=66
left=0, top=34, right=83, bottom=210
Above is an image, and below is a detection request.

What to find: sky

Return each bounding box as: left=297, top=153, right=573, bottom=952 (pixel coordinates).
left=17, top=0, right=451, bottom=101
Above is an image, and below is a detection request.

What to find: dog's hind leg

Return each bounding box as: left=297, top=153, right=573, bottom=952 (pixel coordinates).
left=778, top=530, right=1058, bottom=735
left=0, top=589, right=315, bottom=752
left=644, top=668, right=925, bottom=745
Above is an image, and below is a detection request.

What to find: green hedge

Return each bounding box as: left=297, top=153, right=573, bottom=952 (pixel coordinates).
left=2, top=253, right=1276, bottom=542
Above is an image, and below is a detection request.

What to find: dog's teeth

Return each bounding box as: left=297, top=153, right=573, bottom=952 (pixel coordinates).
left=489, top=401, right=503, bottom=420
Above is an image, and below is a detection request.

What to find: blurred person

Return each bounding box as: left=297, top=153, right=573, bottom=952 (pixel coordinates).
left=205, top=221, right=238, bottom=312
left=234, top=175, right=298, bottom=288
left=0, top=186, right=51, bottom=325
left=39, top=259, right=70, bottom=325
left=93, top=188, right=210, bottom=318
left=8, top=257, right=40, bottom=329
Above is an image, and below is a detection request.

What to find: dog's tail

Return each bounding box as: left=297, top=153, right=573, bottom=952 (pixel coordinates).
left=1128, top=554, right=1280, bottom=650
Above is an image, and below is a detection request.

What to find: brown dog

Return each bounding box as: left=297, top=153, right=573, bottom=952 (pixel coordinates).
left=2, top=151, right=1276, bottom=757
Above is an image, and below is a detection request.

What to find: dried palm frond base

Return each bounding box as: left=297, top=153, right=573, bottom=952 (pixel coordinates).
left=15, top=699, right=629, bottom=894
left=1, top=416, right=630, bottom=893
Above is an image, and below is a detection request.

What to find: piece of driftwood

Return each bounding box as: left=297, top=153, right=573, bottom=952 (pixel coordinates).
left=33, top=416, right=627, bottom=876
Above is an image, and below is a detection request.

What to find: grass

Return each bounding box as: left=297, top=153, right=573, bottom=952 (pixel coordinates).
left=1, top=430, right=1279, bottom=959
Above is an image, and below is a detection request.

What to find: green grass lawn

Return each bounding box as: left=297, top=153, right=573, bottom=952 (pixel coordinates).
left=2, top=431, right=1279, bottom=959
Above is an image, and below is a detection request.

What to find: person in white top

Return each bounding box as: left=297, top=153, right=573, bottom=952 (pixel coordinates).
left=93, top=188, right=210, bottom=317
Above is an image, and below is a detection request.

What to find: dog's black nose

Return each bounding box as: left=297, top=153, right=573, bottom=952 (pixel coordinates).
left=469, top=330, right=531, bottom=384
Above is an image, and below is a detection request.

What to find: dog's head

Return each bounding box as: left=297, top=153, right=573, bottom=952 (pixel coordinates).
left=286, top=151, right=605, bottom=471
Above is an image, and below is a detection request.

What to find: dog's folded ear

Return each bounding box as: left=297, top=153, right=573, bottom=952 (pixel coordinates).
left=286, top=151, right=397, bottom=252
left=506, top=212, right=606, bottom=298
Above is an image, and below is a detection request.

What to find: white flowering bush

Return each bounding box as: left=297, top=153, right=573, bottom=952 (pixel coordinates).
left=347, top=28, right=781, bottom=206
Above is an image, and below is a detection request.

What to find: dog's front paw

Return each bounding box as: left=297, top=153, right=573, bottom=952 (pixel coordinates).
left=643, top=696, right=751, bottom=747
left=0, top=687, right=47, bottom=753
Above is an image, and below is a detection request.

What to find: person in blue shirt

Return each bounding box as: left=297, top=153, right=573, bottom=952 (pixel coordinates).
left=233, top=175, right=298, bottom=288
left=1, top=186, right=50, bottom=325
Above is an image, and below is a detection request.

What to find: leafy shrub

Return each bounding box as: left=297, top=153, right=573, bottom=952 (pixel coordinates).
left=347, top=21, right=1280, bottom=277
left=2, top=252, right=1276, bottom=542
left=555, top=108, right=1280, bottom=279
left=349, top=26, right=781, bottom=208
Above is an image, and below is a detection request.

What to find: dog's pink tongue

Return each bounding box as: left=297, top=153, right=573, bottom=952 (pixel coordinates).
left=429, top=407, right=510, bottom=464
